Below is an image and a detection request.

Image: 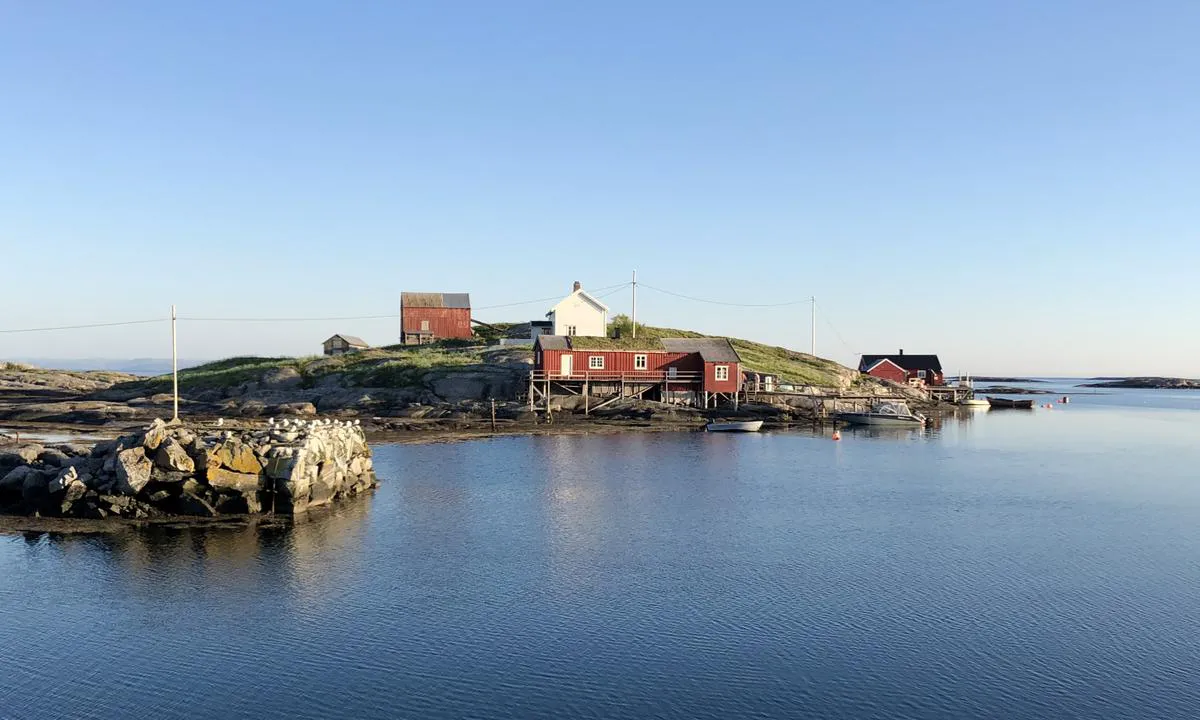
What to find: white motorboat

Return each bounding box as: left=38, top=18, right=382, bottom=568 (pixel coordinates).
left=955, top=374, right=989, bottom=408
left=705, top=420, right=764, bottom=433
left=835, top=401, right=926, bottom=427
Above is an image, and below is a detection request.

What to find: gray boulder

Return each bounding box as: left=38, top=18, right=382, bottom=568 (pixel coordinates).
left=176, top=492, right=217, bottom=517
left=48, top=466, right=80, bottom=494
left=154, top=439, right=195, bottom=474
left=51, top=468, right=88, bottom=514
left=114, top=447, right=153, bottom=495
left=142, top=419, right=169, bottom=452
left=1, top=444, right=44, bottom=465
left=207, top=468, right=259, bottom=494
left=1, top=465, right=42, bottom=494
left=37, top=449, right=71, bottom=468
left=21, top=468, right=51, bottom=507
left=261, top=367, right=303, bottom=389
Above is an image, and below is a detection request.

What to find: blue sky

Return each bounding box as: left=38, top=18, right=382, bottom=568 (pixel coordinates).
left=1, top=1, right=1197, bottom=375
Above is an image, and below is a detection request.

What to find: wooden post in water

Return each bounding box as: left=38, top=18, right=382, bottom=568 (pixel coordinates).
left=171, top=304, right=179, bottom=422
left=490, top=398, right=497, bottom=432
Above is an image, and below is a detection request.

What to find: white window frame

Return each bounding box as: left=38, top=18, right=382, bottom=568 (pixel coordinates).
left=567, top=325, right=577, bottom=336
left=714, top=365, right=730, bottom=381
left=917, top=369, right=927, bottom=379
left=589, top=355, right=605, bottom=370
left=634, top=354, right=648, bottom=370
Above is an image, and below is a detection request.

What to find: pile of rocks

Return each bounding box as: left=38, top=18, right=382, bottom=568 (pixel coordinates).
left=0, top=418, right=376, bottom=519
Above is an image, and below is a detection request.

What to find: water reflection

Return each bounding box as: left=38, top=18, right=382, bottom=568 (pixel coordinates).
left=4, top=403, right=1200, bottom=720
left=5, top=492, right=376, bottom=604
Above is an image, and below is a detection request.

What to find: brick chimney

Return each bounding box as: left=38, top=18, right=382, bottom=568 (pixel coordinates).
left=573, top=281, right=582, bottom=292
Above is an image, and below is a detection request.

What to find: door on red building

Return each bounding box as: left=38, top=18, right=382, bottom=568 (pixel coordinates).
left=560, top=355, right=573, bottom=377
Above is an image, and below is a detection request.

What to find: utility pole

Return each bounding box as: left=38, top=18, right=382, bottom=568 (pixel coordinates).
left=810, top=296, right=816, bottom=357
left=631, top=269, right=638, bottom=339
left=171, top=304, right=179, bottom=422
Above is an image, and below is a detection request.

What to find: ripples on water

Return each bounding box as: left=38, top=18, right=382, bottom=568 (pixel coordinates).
left=2, top=404, right=1200, bottom=719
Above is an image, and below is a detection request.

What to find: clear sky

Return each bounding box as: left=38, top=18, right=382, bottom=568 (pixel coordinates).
left=2, top=1, right=1197, bottom=376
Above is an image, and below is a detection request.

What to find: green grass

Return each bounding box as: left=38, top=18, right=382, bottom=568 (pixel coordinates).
left=107, top=322, right=851, bottom=397
left=607, top=322, right=850, bottom=387
left=115, top=343, right=508, bottom=395
left=568, top=337, right=667, bottom=351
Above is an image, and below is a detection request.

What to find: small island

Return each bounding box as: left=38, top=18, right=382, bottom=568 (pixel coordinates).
left=1078, top=377, right=1200, bottom=389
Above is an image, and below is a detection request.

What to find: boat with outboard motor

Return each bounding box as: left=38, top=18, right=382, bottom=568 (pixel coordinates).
left=835, top=401, right=926, bottom=427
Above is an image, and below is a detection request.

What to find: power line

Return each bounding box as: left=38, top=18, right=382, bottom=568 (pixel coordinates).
left=176, top=283, right=635, bottom=321
left=180, top=316, right=393, bottom=324
left=817, top=302, right=858, bottom=355
left=474, top=282, right=630, bottom=310
left=0, top=318, right=166, bottom=334
left=639, top=283, right=811, bottom=308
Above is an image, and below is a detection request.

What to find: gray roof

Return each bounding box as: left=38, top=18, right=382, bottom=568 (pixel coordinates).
left=401, top=292, right=471, bottom=309
left=661, top=338, right=741, bottom=363
left=535, top=335, right=569, bottom=350
left=327, top=334, right=369, bottom=347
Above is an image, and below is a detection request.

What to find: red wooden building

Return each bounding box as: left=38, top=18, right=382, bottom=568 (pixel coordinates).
left=400, top=292, right=472, bottom=345
left=531, top=336, right=742, bottom=409
left=859, top=350, right=944, bottom=386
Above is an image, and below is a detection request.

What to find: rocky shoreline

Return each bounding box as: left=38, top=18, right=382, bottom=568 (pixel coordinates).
left=1, top=418, right=376, bottom=521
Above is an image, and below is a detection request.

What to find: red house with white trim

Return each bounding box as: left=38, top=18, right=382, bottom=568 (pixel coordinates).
left=859, top=350, right=944, bottom=386
left=531, top=336, right=742, bottom=408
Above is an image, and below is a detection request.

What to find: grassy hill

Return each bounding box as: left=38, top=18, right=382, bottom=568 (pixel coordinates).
left=604, top=323, right=854, bottom=387
left=109, top=323, right=856, bottom=397
left=108, top=343, right=518, bottom=396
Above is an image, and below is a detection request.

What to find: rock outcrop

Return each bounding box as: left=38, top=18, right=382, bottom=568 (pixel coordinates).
left=0, top=418, right=376, bottom=519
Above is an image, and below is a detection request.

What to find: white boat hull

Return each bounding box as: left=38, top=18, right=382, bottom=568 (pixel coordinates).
left=706, top=420, right=764, bottom=433
left=836, top=413, right=924, bottom=427
left=960, top=399, right=990, bottom=408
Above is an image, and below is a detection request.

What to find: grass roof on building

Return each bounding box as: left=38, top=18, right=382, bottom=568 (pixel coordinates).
left=566, top=336, right=667, bottom=351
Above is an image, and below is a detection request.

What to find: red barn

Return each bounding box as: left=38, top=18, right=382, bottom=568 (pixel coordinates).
left=859, top=350, right=944, bottom=386
left=400, top=292, right=472, bottom=345
left=532, top=335, right=742, bottom=408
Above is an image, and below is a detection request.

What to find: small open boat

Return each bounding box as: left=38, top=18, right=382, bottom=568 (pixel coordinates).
left=987, top=397, right=1035, bottom=409
left=959, top=397, right=990, bottom=408
left=706, top=420, right=764, bottom=433
left=836, top=401, right=926, bottom=427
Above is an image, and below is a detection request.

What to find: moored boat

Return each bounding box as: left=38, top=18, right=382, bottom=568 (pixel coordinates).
left=987, top=397, right=1035, bottom=409
left=706, top=420, right=764, bottom=433
left=836, top=401, right=926, bottom=427
left=960, top=397, right=990, bottom=408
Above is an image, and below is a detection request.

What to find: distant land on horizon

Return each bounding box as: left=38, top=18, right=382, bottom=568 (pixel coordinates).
left=2, top=358, right=210, bottom=376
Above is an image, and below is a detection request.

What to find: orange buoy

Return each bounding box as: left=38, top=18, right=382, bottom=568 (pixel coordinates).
left=832, top=430, right=842, bottom=441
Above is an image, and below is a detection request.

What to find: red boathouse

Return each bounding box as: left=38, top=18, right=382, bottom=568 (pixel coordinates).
left=531, top=336, right=743, bottom=409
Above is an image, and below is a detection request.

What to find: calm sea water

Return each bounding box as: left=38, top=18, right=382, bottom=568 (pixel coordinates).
left=3, top=393, right=1200, bottom=719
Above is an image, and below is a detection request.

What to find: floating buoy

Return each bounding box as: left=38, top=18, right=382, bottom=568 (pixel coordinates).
left=832, top=430, right=841, bottom=441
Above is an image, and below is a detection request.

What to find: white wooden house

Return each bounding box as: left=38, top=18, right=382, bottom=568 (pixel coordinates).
left=535, top=281, right=609, bottom=338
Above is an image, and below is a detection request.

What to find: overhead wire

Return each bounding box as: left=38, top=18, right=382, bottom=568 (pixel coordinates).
left=639, top=283, right=811, bottom=308
left=179, top=314, right=396, bottom=323
left=0, top=318, right=167, bottom=334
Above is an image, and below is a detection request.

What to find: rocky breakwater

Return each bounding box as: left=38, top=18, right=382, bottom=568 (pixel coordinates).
left=0, top=418, right=377, bottom=520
